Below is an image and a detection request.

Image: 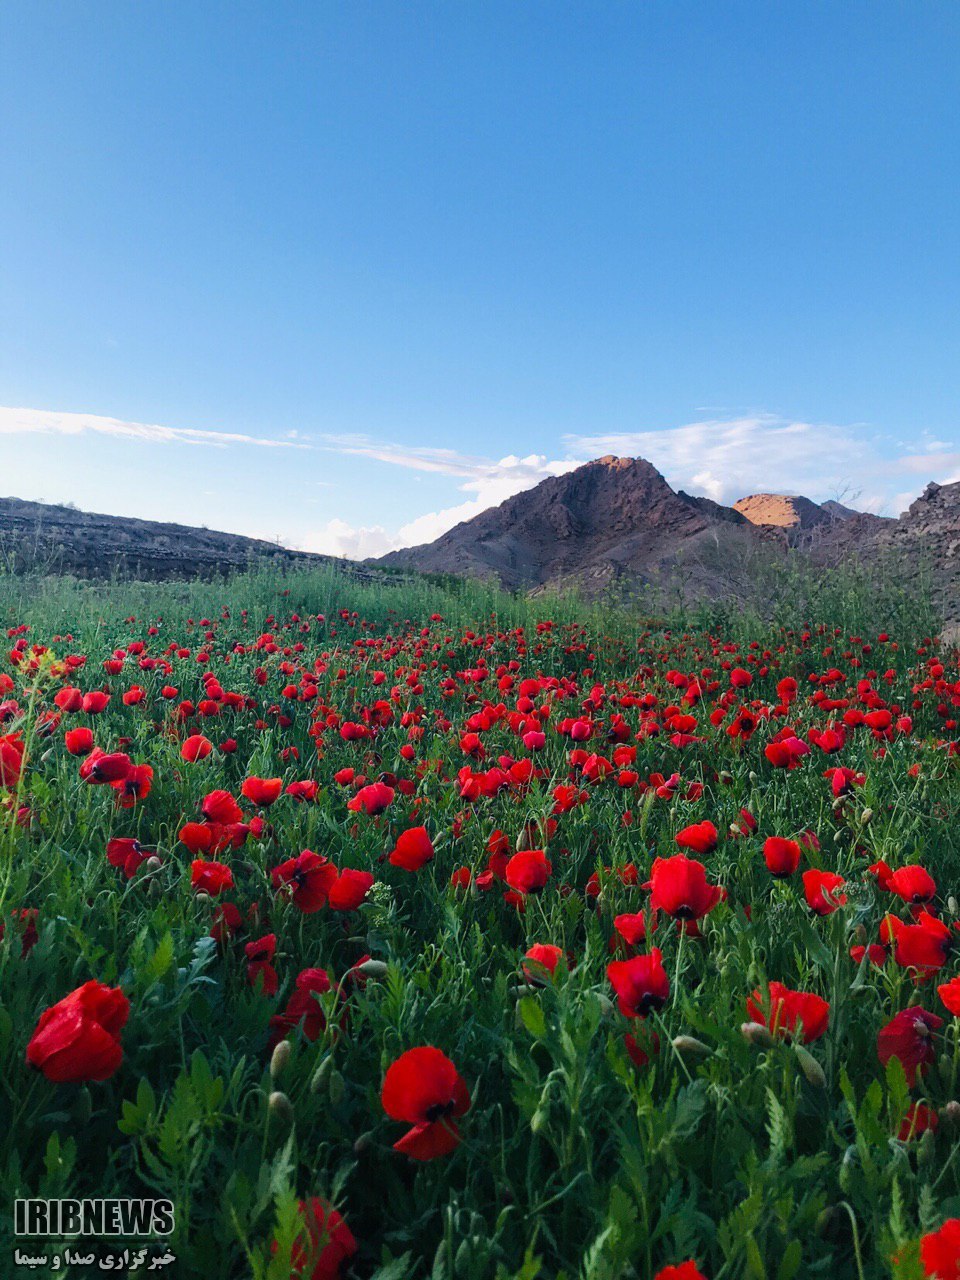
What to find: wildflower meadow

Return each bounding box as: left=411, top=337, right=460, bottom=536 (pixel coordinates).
left=1, top=564, right=960, bottom=1280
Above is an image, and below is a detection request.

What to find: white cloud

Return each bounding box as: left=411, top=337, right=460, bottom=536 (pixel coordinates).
left=0, top=405, right=309, bottom=450
left=304, top=451, right=584, bottom=557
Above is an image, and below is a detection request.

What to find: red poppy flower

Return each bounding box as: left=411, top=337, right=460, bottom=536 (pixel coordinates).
left=279, top=1196, right=357, bottom=1280
left=381, top=1046, right=471, bottom=1160
left=887, top=865, right=937, bottom=906
left=241, top=776, right=283, bottom=807
left=347, top=781, right=395, bottom=816
left=675, top=821, right=718, bottom=856
left=877, top=1006, right=943, bottom=1085
left=26, top=980, right=129, bottom=1082
left=181, top=734, right=214, bottom=762
left=106, top=837, right=148, bottom=879
left=64, top=727, right=95, bottom=756
left=654, top=1262, right=708, bottom=1280
left=802, top=869, right=847, bottom=916
left=613, top=911, right=655, bottom=949
left=920, top=1218, right=960, bottom=1279
left=504, top=850, right=552, bottom=895
left=389, top=826, right=435, bottom=871
left=762, top=836, right=801, bottom=878
left=522, top=944, right=566, bottom=982
left=286, top=779, right=319, bottom=803
left=899, top=1102, right=939, bottom=1141
left=271, top=850, right=338, bottom=913
left=938, top=976, right=960, bottom=1016
left=624, top=1026, right=660, bottom=1067
left=887, top=912, right=952, bottom=980
left=327, top=868, right=375, bottom=912
left=268, top=968, right=332, bottom=1047
left=190, top=859, right=234, bottom=897
left=606, top=950, right=670, bottom=1018
left=84, top=751, right=131, bottom=784
left=201, top=789, right=245, bottom=824
left=245, top=933, right=278, bottom=996
left=111, top=763, right=153, bottom=807
left=745, top=981, right=829, bottom=1043
left=648, top=855, right=722, bottom=922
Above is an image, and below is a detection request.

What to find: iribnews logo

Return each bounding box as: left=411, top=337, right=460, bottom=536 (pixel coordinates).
left=14, top=1199, right=175, bottom=1238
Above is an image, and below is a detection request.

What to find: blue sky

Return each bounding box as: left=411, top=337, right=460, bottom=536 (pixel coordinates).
left=1, top=2, right=958, bottom=556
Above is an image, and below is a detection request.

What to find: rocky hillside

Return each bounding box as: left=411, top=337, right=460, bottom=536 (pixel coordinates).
left=0, top=496, right=341, bottom=581
left=375, top=455, right=768, bottom=601
left=373, top=456, right=960, bottom=617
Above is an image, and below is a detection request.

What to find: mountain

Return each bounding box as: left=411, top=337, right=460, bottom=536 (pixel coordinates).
left=372, top=455, right=960, bottom=614
left=374, top=455, right=764, bottom=600
left=0, top=495, right=349, bottom=581
left=733, top=493, right=834, bottom=530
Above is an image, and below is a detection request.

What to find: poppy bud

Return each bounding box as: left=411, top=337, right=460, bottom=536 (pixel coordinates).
left=358, top=959, right=388, bottom=979
left=530, top=1107, right=550, bottom=1134
left=672, top=1035, right=711, bottom=1058
left=268, top=1091, right=294, bottom=1125
left=860, top=808, right=874, bottom=825
left=816, top=1206, right=842, bottom=1238
left=144, top=856, right=162, bottom=874
left=353, top=1131, right=372, bottom=1154
left=270, top=1040, right=291, bottom=1081
left=741, top=1021, right=774, bottom=1047
left=596, top=993, right=614, bottom=1019
left=939, top=1100, right=960, bottom=1128
left=950, top=896, right=959, bottom=916
left=794, top=1043, right=826, bottom=1088
left=328, top=1069, right=345, bottom=1104
left=310, top=1057, right=332, bottom=1093
left=748, top=771, right=758, bottom=783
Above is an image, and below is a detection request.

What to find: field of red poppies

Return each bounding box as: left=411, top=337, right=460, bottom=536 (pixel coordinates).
left=1, top=566, right=960, bottom=1279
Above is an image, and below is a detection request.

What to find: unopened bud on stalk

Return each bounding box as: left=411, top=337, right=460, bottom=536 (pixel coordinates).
left=310, top=1057, right=332, bottom=1093
left=860, top=808, right=874, bottom=825
left=816, top=1206, right=842, bottom=1238
left=596, top=993, right=614, bottom=1019
left=794, top=1043, right=826, bottom=1088
left=195, top=891, right=210, bottom=904
left=748, top=771, right=758, bottom=783
left=328, top=1069, right=345, bottom=1104
left=358, top=959, right=388, bottom=979
left=672, top=1035, right=711, bottom=1058
left=268, top=1091, right=294, bottom=1125
left=950, top=896, right=959, bottom=917
left=741, top=1021, right=774, bottom=1048
left=940, top=1100, right=960, bottom=1128
left=144, top=856, right=162, bottom=874
left=530, top=1108, right=549, bottom=1134
left=353, top=1131, right=372, bottom=1155
left=939, top=1053, right=953, bottom=1085
left=270, top=1040, right=291, bottom=1081
left=833, top=828, right=844, bottom=843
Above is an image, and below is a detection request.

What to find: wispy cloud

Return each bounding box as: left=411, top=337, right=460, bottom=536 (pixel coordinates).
left=0, top=405, right=310, bottom=450
left=306, top=447, right=584, bottom=557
